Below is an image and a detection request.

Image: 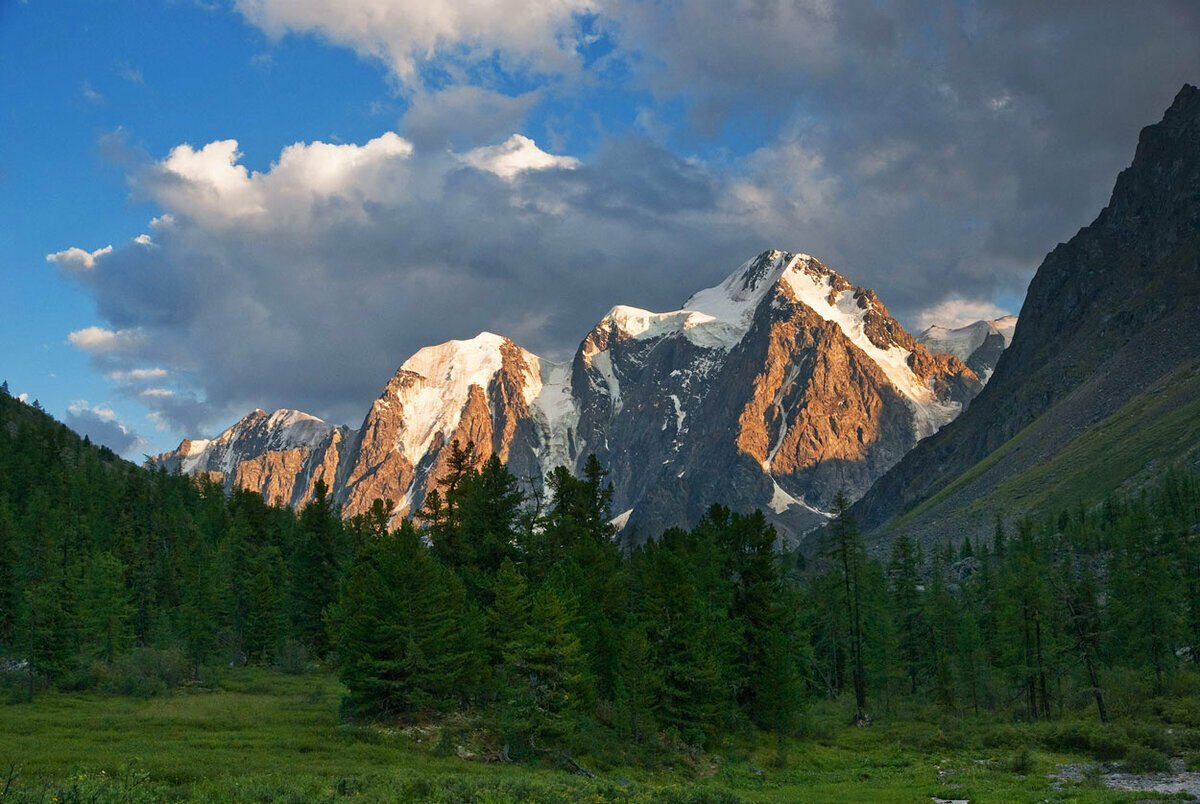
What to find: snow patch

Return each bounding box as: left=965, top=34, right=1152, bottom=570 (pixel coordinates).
left=601, top=305, right=742, bottom=350
left=524, top=357, right=580, bottom=473
left=778, top=265, right=960, bottom=438
left=611, top=508, right=633, bottom=530
left=918, top=315, right=1018, bottom=361
left=392, top=332, right=508, bottom=459
left=768, top=478, right=832, bottom=518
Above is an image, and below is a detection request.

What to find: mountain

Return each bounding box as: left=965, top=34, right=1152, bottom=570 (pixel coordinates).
left=850, top=84, right=1200, bottom=546
left=154, top=250, right=986, bottom=541
left=152, top=408, right=352, bottom=508
left=918, top=316, right=1017, bottom=381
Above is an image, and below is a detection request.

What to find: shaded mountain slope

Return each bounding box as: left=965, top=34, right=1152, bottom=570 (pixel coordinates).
left=850, top=84, right=1200, bottom=546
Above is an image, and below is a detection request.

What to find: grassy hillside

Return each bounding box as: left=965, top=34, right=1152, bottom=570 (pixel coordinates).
left=1, top=668, right=1190, bottom=802
left=890, top=364, right=1200, bottom=536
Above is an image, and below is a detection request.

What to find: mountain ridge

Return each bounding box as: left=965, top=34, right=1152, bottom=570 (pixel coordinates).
left=848, top=83, right=1200, bottom=546
left=154, top=249, right=998, bottom=540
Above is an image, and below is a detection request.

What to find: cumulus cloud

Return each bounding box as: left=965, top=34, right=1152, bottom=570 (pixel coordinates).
left=46, top=244, right=112, bottom=271
left=67, top=326, right=144, bottom=354
left=401, top=87, right=540, bottom=150
left=64, top=401, right=145, bottom=456
left=60, top=2, right=1200, bottom=442
left=915, top=299, right=1014, bottom=332
left=62, top=129, right=764, bottom=433
left=459, top=134, right=580, bottom=179
left=235, top=0, right=595, bottom=87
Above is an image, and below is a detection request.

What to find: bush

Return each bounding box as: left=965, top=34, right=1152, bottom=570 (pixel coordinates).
left=274, top=639, right=309, bottom=676
left=1123, top=722, right=1175, bottom=754
left=96, top=647, right=190, bottom=697
left=19, top=765, right=167, bottom=804
left=1042, top=721, right=1129, bottom=761
left=1122, top=744, right=1171, bottom=774
left=1007, top=746, right=1034, bottom=774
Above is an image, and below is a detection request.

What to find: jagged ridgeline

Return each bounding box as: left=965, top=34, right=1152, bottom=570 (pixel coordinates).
left=852, top=83, right=1200, bottom=547
left=155, top=251, right=1002, bottom=542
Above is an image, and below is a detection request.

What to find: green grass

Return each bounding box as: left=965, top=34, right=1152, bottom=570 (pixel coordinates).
left=893, top=365, right=1200, bottom=530
left=0, top=668, right=1185, bottom=802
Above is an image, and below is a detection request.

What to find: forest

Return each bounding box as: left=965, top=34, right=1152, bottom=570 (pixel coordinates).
left=2, top=385, right=1199, bottom=798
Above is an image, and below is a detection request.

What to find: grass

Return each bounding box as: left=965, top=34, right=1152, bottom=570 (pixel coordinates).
left=1, top=669, right=1190, bottom=802
left=893, top=365, right=1200, bottom=530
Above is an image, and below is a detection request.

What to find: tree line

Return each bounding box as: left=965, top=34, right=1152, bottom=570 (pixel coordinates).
left=1, top=386, right=1197, bottom=761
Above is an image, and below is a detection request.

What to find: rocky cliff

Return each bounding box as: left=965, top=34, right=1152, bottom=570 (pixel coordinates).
left=155, top=251, right=991, bottom=541
left=849, top=84, right=1200, bottom=547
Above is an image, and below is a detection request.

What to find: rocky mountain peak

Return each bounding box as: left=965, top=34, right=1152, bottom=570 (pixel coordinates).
left=157, top=248, right=991, bottom=541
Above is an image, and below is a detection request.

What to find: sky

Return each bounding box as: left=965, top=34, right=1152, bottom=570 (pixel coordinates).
left=2, top=1, right=1198, bottom=458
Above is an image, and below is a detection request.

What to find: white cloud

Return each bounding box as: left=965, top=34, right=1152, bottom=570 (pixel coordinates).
left=81, top=81, right=104, bottom=104
left=459, top=134, right=580, bottom=179
left=133, top=234, right=154, bottom=245
left=64, top=401, right=145, bottom=455
left=915, top=298, right=1014, bottom=331
left=46, top=244, right=112, bottom=271
left=147, top=132, right=414, bottom=227
left=68, top=400, right=118, bottom=421
left=108, top=367, right=169, bottom=381
left=235, top=0, right=594, bottom=87
left=62, top=128, right=763, bottom=433
left=117, top=61, right=144, bottom=85
left=67, top=326, right=144, bottom=354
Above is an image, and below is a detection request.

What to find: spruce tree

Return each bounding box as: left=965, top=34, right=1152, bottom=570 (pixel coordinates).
left=78, top=551, right=135, bottom=662
left=828, top=491, right=869, bottom=724
left=291, top=480, right=342, bottom=655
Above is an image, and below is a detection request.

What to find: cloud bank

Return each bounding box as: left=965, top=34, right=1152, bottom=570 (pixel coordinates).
left=55, top=1, right=1200, bottom=440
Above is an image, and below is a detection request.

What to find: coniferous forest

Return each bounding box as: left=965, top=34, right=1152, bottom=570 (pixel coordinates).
left=3, top=383, right=1200, bottom=798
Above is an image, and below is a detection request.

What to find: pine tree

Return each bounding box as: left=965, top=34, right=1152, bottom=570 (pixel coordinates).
left=291, top=480, right=343, bottom=655
left=331, top=523, right=487, bottom=719
left=503, top=587, right=590, bottom=752
left=456, top=455, right=525, bottom=598
left=887, top=533, right=927, bottom=694
left=614, top=622, right=658, bottom=743
left=753, top=587, right=809, bottom=744
left=0, top=496, right=18, bottom=646
left=828, top=491, right=869, bottom=724
left=488, top=558, right=529, bottom=667
left=78, top=551, right=135, bottom=662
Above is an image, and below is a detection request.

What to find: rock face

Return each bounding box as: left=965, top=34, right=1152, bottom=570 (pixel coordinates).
left=155, top=251, right=987, bottom=541
left=850, top=84, right=1200, bottom=547
left=152, top=409, right=351, bottom=508
left=918, top=316, right=1017, bottom=381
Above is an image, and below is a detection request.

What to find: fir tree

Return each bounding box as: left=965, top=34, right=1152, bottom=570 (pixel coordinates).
left=78, top=551, right=135, bottom=662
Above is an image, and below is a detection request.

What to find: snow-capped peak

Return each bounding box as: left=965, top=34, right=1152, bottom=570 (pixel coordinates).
left=918, top=315, right=1018, bottom=361
left=598, top=305, right=741, bottom=349
left=683, top=249, right=815, bottom=335
left=176, top=407, right=334, bottom=475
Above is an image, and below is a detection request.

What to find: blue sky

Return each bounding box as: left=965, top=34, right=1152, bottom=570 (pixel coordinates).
left=2, top=1, right=1197, bottom=457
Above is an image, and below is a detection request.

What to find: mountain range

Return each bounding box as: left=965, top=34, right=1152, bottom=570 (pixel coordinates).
left=156, top=84, right=1200, bottom=549
left=154, top=251, right=1003, bottom=541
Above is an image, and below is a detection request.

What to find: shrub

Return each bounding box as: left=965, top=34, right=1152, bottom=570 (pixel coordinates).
left=1041, top=721, right=1129, bottom=761
left=1122, top=744, right=1171, bottom=774
left=275, top=639, right=309, bottom=676
left=97, top=647, right=190, bottom=697
left=1007, top=746, right=1035, bottom=774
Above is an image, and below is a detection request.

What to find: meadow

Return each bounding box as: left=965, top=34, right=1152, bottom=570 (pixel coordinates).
left=2, top=667, right=1194, bottom=802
